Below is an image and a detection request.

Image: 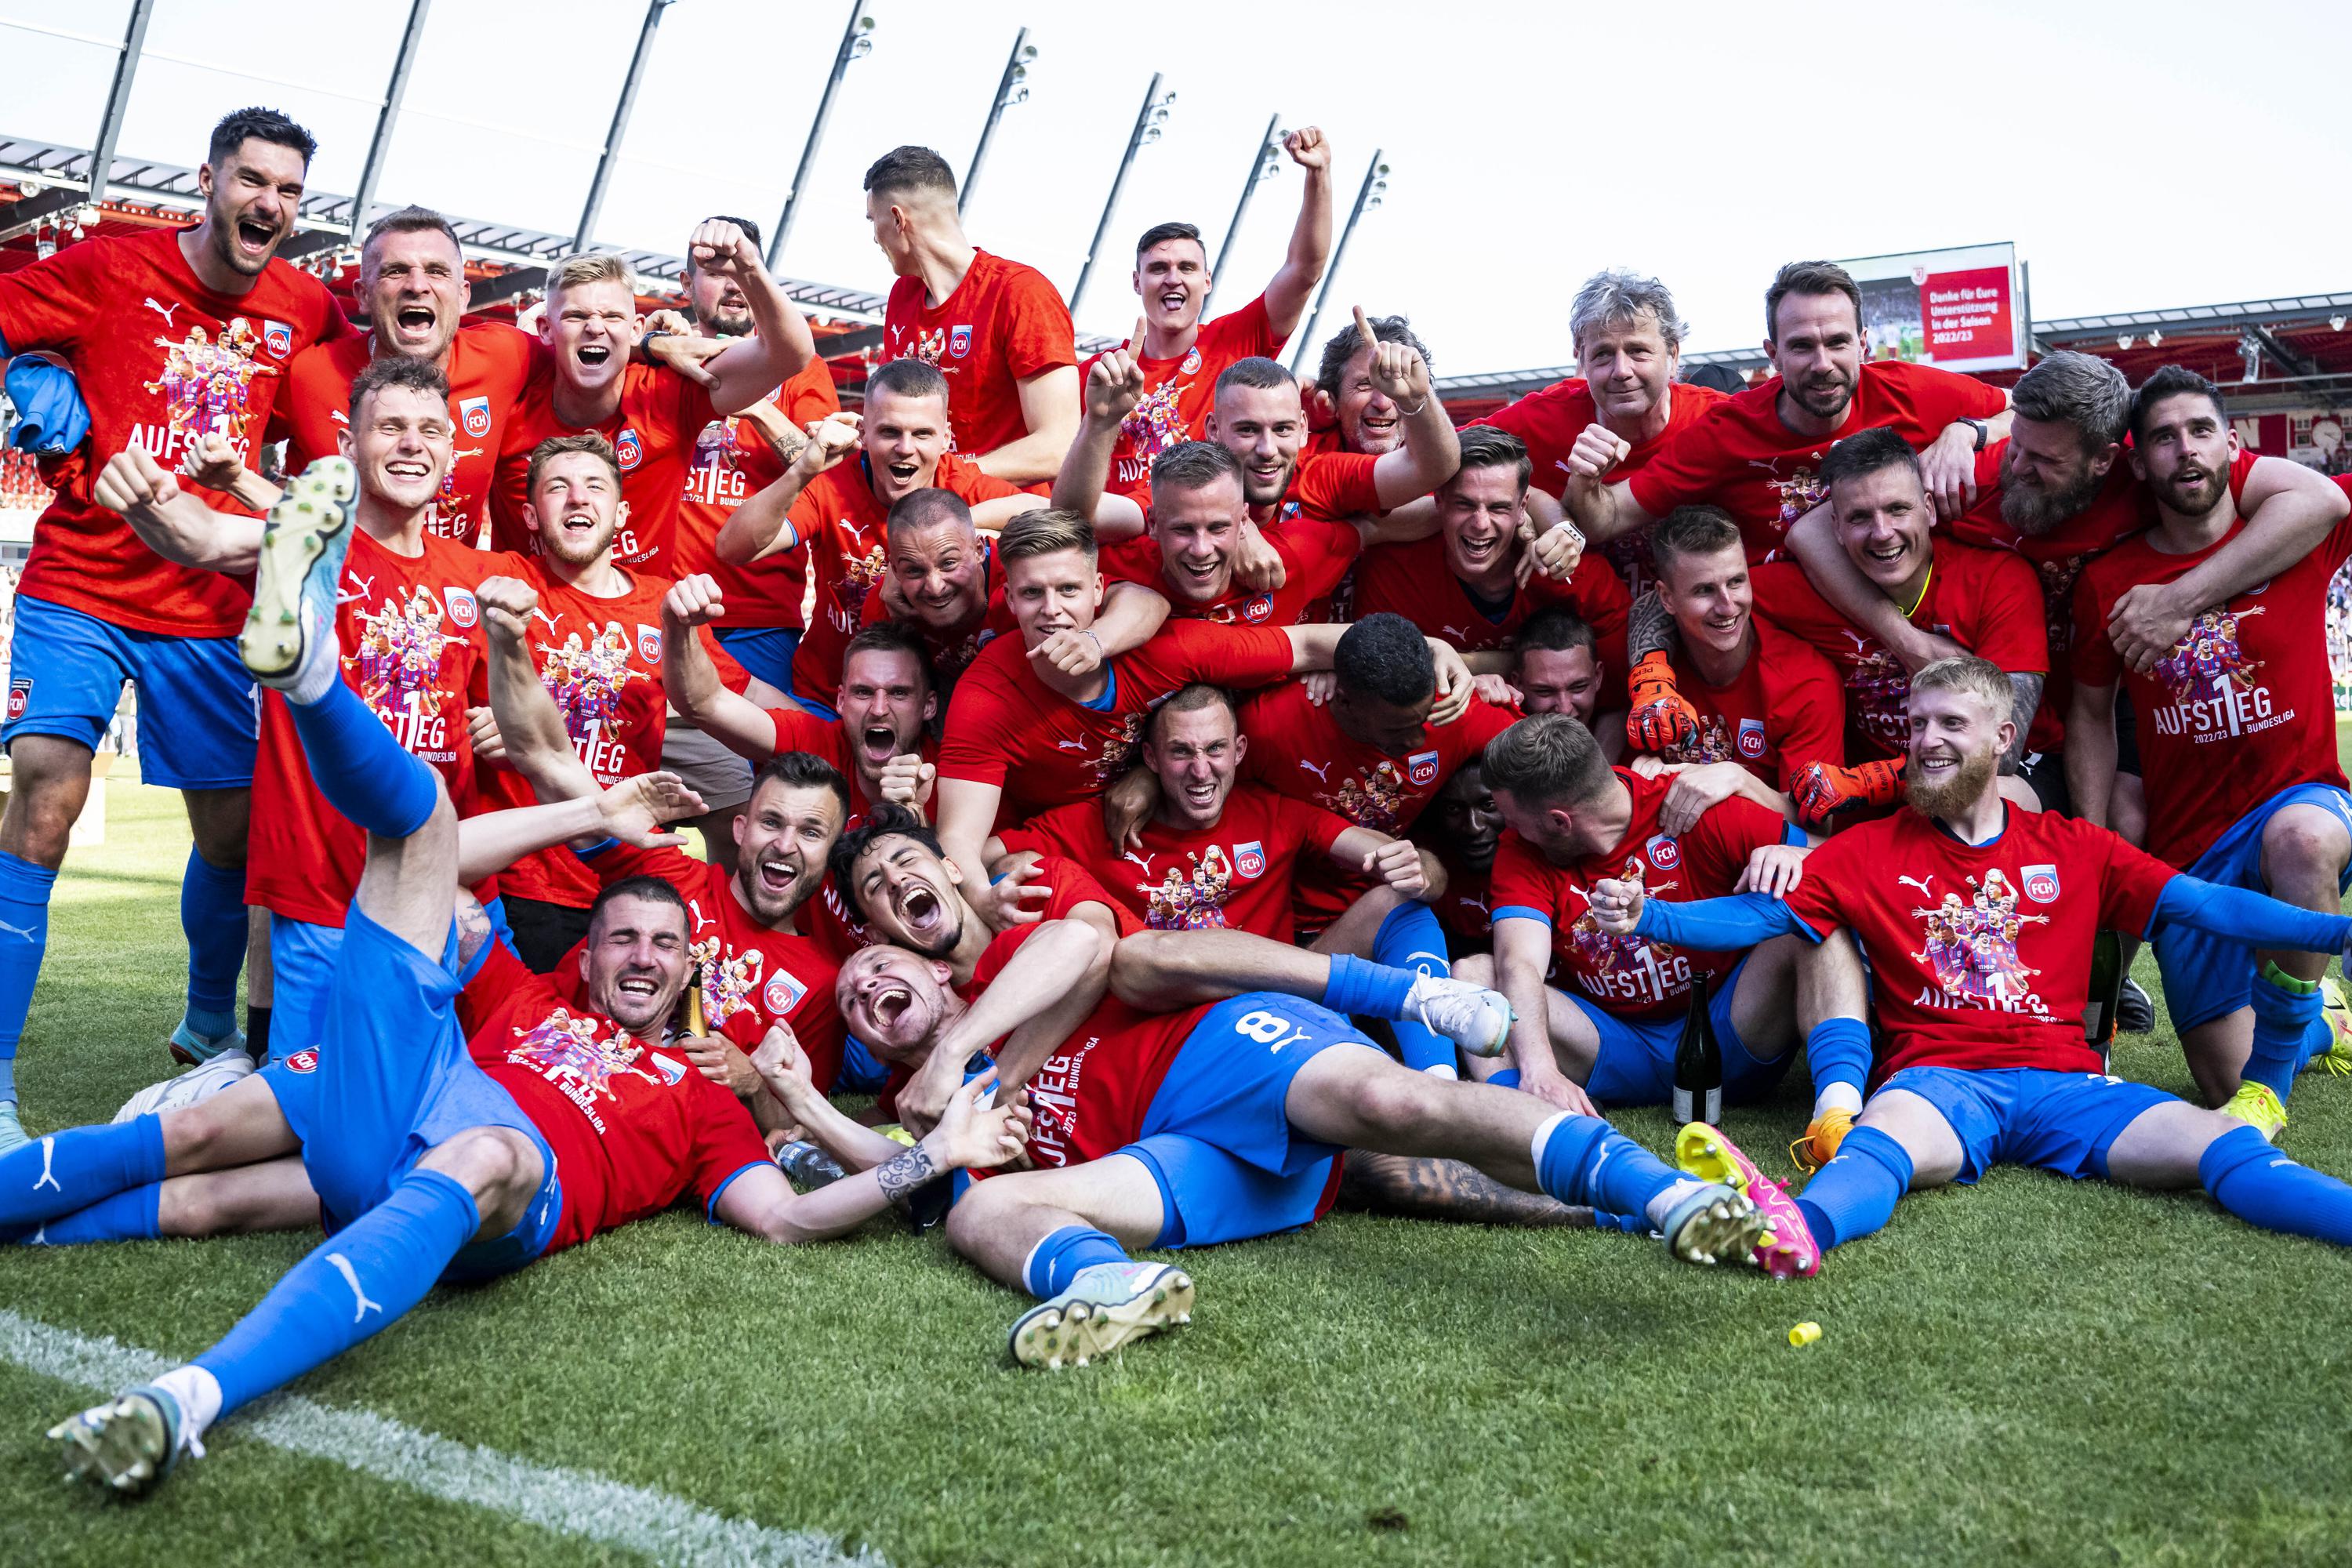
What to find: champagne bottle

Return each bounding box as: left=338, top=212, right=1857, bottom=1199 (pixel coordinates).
left=2085, top=929, right=2123, bottom=1069
left=1671, top=971, right=1722, bottom=1127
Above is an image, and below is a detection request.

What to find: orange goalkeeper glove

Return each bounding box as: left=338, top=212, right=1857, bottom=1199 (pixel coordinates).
left=1624, top=649, right=1700, bottom=753
left=1793, top=757, right=1905, bottom=828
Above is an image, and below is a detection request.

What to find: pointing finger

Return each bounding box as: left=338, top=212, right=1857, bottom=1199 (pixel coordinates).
left=1353, top=305, right=1374, bottom=353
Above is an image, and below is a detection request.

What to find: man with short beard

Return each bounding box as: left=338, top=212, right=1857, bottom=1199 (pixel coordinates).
left=2072, top=368, right=2352, bottom=1136
left=1591, top=655, right=2352, bottom=1269
left=1784, top=350, right=2349, bottom=814
left=1472, top=270, right=1730, bottom=597
left=481, top=585, right=850, bottom=1100
left=0, top=107, right=354, bottom=1140
left=474, top=435, right=674, bottom=970
left=490, top=231, right=815, bottom=577
left=660, top=578, right=940, bottom=960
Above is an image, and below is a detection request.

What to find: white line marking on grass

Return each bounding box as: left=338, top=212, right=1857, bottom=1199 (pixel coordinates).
left=0, top=1309, right=881, bottom=1568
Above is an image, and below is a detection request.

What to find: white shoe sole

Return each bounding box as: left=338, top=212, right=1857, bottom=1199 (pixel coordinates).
left=239, top=458, right=356, bottom=681
left=1009, top=1267, right=1195, bottom=1370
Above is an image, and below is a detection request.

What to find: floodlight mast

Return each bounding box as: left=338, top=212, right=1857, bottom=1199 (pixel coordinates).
left=574, top=0, right=675, bottom=252
left=1069, top=73, right=1174, bottom=320
left=961, top=27, right=1038, bottom=217
left=770, top=1, right=879, bottom=271
left=1289, top=149, right=1389, bottom=374
left=1203, top=113, right=1282, bottom=316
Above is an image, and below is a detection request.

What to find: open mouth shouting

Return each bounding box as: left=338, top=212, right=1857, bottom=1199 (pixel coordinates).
left=232, top=212, right=281, bottom=263
left=1452, top=527, right=1507, bottom=575
left=558, top=506, right=602, bottom=547
left=858, top=723, right=901, bottom=768
left=390, top=302, right=439, bottom=345
left=752, top=849, right=804, bottom=908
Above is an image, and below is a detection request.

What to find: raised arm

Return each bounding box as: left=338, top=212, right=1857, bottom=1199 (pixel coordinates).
left=1356, top=308, right=1459, bottom=510
left=717, top=412, right=858, bottom=565
left=683, top=219, right=817, bottom=415
left=1261, top=129, right=1333, bottom=337
left=477, top=575, right=599, bottom=803
left=660, top=575, right=785, bottom=761
left=1051, top=330, right=1142, bottom=521
left=93, top=445, right=267, bottom=572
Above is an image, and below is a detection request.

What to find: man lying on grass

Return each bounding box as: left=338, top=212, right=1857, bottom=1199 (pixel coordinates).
left=8, top=459, right=1030, bottom=1497
left=815, top=804, right=1804, bottom=1371
left=1587, top=655, right=2352, bottom=1262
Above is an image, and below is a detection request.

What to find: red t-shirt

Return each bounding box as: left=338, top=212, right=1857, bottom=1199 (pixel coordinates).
left=1100, top=514, right=1360, bottom=628
left=673, top=355, right=840, bottom=631
left=965, top=924, right=1208, bottom=1170
left=489, top=359, right=718, bottom=578
left=1473, top=376, right=1730, bottom=596
left=1348, top=532, right=1632, bottom=674
left=0, top=226, right=351, bottom=636
left=550, top=844, right=843, bottom=1091
left=759, top=703, right=937, bottom=962
left=248, top=533, right=523, bottom=924
left=1488, top=769, right=1790, bottom=1022
left=1628, top=361, right=2008, bottom=561
left=459, top=942, right=772, bottom=1254
left=1664, top=619, right=1847, bottom=789
left=1432, top=851, right=1497, bottom=949
left=1283, top=451, right=1384, bottom=523
left=278, top=323, right=539, bottom=545
left=999, top=784, right=1350, bottom=942
left=474, top=565, right=673, bottom=907
left=1751, top=539, right=2046, bottom=760
left=880, top=249, right=1075, bottom=461
left=1086, top=296, right=1280, bottom=499
left=1782, top=805, right=2172, bottom=1080
left=2073, top=505, right=2352, bottom=868
left=1240, top=684, right=1518, bottom=930
left=938, top=621, right=1298, bottom=826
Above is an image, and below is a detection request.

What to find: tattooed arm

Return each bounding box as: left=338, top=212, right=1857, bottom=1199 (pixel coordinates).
left=715, top=1049, right=1030, bottom=1244
left=1627, top=586, right=1679, bottom=665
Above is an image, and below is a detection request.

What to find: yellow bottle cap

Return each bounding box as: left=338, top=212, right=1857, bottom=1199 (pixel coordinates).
left=1788, top=1322, right=1822, bottom=1347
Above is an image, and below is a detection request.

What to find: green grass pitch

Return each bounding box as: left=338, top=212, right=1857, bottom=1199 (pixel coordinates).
left=5, top=772, right=2351, bottom=1567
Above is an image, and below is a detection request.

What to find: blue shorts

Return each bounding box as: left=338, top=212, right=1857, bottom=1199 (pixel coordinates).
left=1123, top=993, right=1352, bottom=1249
left=712, top=626, right=800, bottom=693
left=266, top=913, right=343, bottom=1062
left=256, top=906, right=561, bottom=1279
left=1878, top=1065, right=2174, bottom=1185
left=1567, top=957, right=1788, bottom=1108
left=2, top=593, right=258, bottom=789
left=837, top=1035, right=891, bottom=1094
left=2152, top=782, right=2352, bottom=1033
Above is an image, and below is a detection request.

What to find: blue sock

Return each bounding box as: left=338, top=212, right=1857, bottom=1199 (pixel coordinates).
left=0, top=850, right=56, bottom=1075
left=0, top=1116, right=165, bottom=1229
left=1371, top=902, right=1455, bottom=1073
left=1319, top=953, right=1413, bottom=1018
left=1533, top=1112, right=1683, bottom=1216
left=284, top=678, right=438, bottom=840
left=196, top=1167, right=479, bottom=1419
left=1592, top=1210, right=1652, bottom=1234
left=2198, top=1123, right=2352, bottom=1246
left=5, top=1181, right=162, bottom=1246
left=1021, top=1224, right=1131, bottom=1298
left=1805, top=1018, right=1873, bottom=1102
left=2246, top=967, right=2320, bottom=1101
left=1795, top=1123, right=1912, bottom=1250
left=180, top=847, right=245, bottom=1030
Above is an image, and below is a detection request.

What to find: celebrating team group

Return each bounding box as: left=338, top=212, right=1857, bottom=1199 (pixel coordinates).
left=6, top=104, right=2352, bottom=1497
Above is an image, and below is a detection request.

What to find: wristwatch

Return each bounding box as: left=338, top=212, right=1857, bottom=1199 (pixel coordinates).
left=1957, top=416, right=1988, bottom=452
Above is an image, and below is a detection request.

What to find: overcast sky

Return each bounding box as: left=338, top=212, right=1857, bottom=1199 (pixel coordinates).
left=4, top=0, right=2346, bottom=375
